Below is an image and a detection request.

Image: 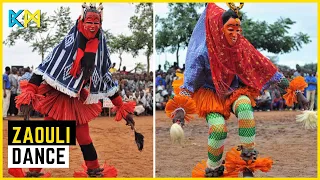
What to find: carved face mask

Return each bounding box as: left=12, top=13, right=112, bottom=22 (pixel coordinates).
left=83, top=11, right=101, bottom=39
left=223, top=18, right=241, bottom=46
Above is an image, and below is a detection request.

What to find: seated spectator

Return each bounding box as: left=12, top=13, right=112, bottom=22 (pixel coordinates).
left=156, top=86, right=165, bottom=110
left=255, top=90, right=271, bottom=111
left=270, top=86, right=285, bottom=111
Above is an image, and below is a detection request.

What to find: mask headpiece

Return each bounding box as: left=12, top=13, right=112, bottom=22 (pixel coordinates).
left=226, top=2, right=244, bottom=21
left=80, top=2, right=104, bottom=22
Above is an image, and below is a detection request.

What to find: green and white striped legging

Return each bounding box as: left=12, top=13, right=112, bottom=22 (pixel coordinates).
left=206, top=95, right=255, bottom=169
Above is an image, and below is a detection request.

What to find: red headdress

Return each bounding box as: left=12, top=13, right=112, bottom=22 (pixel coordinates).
left=205, top=3, right=278, bottom=97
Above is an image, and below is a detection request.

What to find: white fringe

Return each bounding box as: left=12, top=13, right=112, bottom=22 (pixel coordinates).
left=296, top=110, right=317, bottom=129
left=84, top=85, right=118, bottom=104
left=170, top=123, right=184, bottom=145
left=34, top=68, right=119, bottom=105
left=33, top=69, right=79, bottom=98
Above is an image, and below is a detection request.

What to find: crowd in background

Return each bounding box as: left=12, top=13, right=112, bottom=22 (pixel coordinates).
left=2, top=62, right=317, bottom=119
left=155, top=63, right=317, bottom=112
left=3, top=63, right=153, bottom=119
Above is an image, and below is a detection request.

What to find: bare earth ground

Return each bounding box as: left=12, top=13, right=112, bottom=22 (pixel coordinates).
left=156, top=110, right=317, bottom=177
left=3, top=115, right=153, bottom=177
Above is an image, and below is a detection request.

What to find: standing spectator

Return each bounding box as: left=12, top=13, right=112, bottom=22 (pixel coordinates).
left=305, top=72, right=317, bottom=110
left=120, top=66, right=129, bottom=75
left=181, top=64, right=186, bottom=72
left=20, top=67, right=32, bottom=81
left=293, top=64, right=302, bottom=78
left=3, top=67, right=11, bottom=119
left=8, top=67, right=19, bottom=116
left=156, top=65, right=163, bottom=75
left=120, top=66, right=135, bottom=75
left=109, top=63, right=117, bottom=73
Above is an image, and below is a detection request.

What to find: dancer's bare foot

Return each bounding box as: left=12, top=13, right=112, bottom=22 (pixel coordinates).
left=204, top=166, right=224, bottom=177
left=87, top=168, right=104, bottom=177
left=25, top=171, right=44, bottom=177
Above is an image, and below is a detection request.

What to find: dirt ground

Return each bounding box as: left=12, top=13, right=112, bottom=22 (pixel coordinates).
left=156, top=110, right=317, bottom=177
left=3, top=115, right=153, bottom=177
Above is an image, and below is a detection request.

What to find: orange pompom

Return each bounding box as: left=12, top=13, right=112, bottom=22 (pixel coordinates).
left=165, top=95, right=197, bottom=121
left=283, top=76, right=308, bottom=106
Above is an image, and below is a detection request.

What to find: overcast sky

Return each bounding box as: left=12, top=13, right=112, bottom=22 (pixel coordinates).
left=155, top=3, right=318, bottom=70
left=3, top=3, right=153, bottom=72
left=2, top=3, right=318, bottom=73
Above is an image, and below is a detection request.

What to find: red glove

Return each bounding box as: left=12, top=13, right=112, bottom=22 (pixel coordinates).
left=15, top=83, right=44, bottom=110
left=111, top=95, right=136, bottom=121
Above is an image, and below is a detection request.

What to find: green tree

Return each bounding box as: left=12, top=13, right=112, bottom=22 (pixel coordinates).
left=301, top=63, right=317, bottom=73
left=164, top=60, right=171, bottom=71
left=134, top=62, right=146, bottom=73
left=128, top=3, right=153, bottom=72
left=3, top=7, right=73, bottom=61
left=241, top=13, right=311, bottom=54
left=107, top=34, right=133, bottom=70
left=156, top=3, right=205, bottom=65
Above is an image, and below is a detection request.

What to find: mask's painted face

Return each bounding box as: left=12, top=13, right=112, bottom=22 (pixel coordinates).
left=223, top=18, right=241, bottom=46
left=83, top=11, right=101, bottom=39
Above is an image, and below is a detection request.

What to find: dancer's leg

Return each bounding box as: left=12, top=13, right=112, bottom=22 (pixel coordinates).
left=233, top=96, right=255, bottom=148
left=76, top=123, right=100, bottom=170
left=27, top=116, right=54, bottom=173
left=206, top=112, right=227, bottom=170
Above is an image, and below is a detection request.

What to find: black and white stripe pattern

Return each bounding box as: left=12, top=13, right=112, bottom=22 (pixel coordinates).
left=34, top=20, right=117, bottom=104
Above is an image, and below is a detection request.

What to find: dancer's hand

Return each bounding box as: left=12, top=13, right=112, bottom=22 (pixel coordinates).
left=125, top=114, right=135, bottom=130
left=297, top=92, right=309, bottom=110
left=172, top=109, right=185, bottom=127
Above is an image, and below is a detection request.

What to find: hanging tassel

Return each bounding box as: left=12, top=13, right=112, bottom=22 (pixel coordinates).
left=70, top=48, right=84, bottom=78
left=296, top=110, right=317, bottom=129
left=170, top=123, right=184, bottom=144
left=134, top=131, right=144, bottom=151
left=123, top=113, right=144, bottom=151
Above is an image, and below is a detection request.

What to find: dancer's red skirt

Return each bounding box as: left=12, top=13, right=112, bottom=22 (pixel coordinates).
left=35, top=84, right=102, bottom=125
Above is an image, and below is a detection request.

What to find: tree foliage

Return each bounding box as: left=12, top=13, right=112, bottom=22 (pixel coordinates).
left=241, top=13, right=311, bottom=54
left=106, top=34, right=133, bottom=71
left=156, top=4, right=311, bottom=65
left=156, top=3, right=205, bottom=65
left=129, top=3, right=153, bottom=72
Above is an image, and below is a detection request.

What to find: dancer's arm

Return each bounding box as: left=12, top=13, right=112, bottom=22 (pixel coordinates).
left=262, top=72, right=308, bottom=109
left=109, top=92, right=136, bottom=127
left=15, top=74, right=44, bottom=110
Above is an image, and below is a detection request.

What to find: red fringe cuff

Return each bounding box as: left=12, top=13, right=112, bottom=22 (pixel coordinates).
left=225, top=147, right=273, bottom=175
left=111, top=95, right=123, bottom=107
left=283, top=76, right=308, bottom=107
left=8, top=168, right=25, bottom=177
left=111, top=96, right=136, bottom=121
left=15, top=83, right=44, bottom=109
left=8, top=168, right=51, bottom=177
left=73, top=162, right=118, bottom=178
left=165, top=95, right=197, bottom=122
left=192, top=160, right=238, bottom=178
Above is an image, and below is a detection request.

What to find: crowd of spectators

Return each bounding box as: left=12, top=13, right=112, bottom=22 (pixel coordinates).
left=3, top=63, right=153, bottom=119
left=155, top=63, right=317, bottom=112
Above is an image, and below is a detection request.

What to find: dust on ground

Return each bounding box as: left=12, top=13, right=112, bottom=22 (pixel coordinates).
left=156, top=110, right=317, bottom=177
